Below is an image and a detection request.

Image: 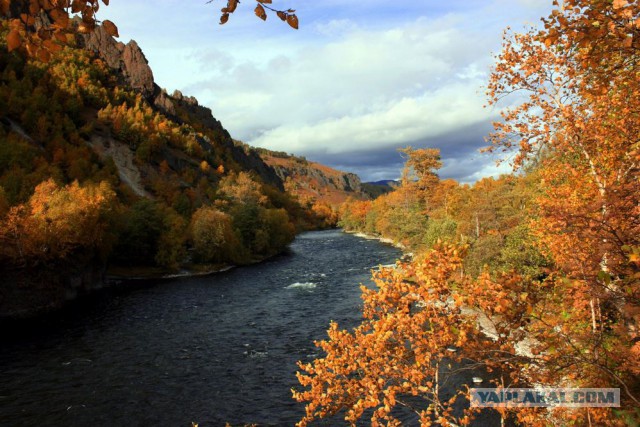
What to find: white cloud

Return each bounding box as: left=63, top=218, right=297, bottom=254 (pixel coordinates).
left=249, top=83, right=490, bottom=155
left=187, top=16, right=495, bottom=156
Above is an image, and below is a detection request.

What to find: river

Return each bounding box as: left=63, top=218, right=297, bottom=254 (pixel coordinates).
left=0, top=230, right=407, bottom=426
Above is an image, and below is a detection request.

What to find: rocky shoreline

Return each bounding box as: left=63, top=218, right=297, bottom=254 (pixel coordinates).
left=343, top=229, right=413, bottom=260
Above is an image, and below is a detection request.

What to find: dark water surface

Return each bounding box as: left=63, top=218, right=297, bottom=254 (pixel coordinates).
left=0, top=230, right=404, bottom=426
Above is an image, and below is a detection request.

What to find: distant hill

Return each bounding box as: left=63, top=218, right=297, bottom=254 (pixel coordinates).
left=251, top=147, right=369, bottom=206
left=361, top=180, right=399, bottom=199
left=368, top=179, right=400, bottom=186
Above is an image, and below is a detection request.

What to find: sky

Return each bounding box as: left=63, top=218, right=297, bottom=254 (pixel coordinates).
left=99, top=0, right=553, bottom=183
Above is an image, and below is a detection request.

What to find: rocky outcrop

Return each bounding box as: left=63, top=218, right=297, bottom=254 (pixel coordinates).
left=169, top=90, right=222, bottom=130
left=153, top=88, right=176, bottom=116
left=88, top=135, right=151, bottom=198
left=122, top=40, right=155, bottom=98
left=231, top=145, right=285, bottom=190
left=80, top=25, right=155, bottom=98
left=341, top=173, right=362, bottom=193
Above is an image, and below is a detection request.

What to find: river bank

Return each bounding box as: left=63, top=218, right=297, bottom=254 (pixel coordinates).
left=343, top=229, right=414, bottom=261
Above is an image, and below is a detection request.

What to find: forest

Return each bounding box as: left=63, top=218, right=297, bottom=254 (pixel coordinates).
left=0, top=0, right=639, bottom=426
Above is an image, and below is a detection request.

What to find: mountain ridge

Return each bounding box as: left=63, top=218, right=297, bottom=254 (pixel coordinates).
left=249, top=146, right=368, bottom=206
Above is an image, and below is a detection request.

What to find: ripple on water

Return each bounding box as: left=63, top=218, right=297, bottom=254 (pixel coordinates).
left=285, top=282, right=317, bottom=290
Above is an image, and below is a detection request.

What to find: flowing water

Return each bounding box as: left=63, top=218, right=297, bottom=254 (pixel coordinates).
left=0, top=230, right=406, bottom=426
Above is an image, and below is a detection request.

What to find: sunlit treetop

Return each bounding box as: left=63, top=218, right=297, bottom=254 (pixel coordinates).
left=1, top=0, right=298, bottom=61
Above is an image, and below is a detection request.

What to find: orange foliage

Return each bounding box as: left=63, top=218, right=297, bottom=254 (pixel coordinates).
left=1, top=0, right=116, bottom=58
left=218, top=171, right=268, bottom=206
left=310, top=201, right=338, bottom=228
left=488, top=0, right=640, bottom=406
left=0, top=179, right=116, bottom=265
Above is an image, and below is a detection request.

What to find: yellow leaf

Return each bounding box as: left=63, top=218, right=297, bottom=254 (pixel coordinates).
left=6, top=29, right=21, bottom=52
left=255, top=4, right=267, bottom=21
left=612, top=0, right=627, bottom=10
left=37, top=48, right=51, bottom=62
left=77, top=23, right=92, bottom=34
left=287, top=14, right=299, bottom=30
left=102, top=19, right=118, bottom=37
left=49, top=8, right=69, bottom=29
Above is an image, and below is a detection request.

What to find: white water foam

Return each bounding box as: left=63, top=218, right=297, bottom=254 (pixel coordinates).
left=285, top=282, right=317, bottom=290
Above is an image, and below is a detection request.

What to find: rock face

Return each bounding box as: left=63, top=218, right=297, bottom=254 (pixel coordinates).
left=169, top=90, right=225, bottom=131
left=342, top=173, right=362, bottom=193
left=81, top=25, right=155, bottom=98
left=122, top=41, right=155, bottom=98
left=88, top=135, right=151, bottom=198
left=231, top=145, right=285, bottom=190
left=153, top=89, right=176, bottom=116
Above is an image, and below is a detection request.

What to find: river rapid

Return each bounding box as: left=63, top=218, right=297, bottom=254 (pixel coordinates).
left=0, top=230, right=407, bottom=426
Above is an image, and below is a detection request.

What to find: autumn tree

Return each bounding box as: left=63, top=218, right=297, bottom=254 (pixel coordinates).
left=110, top=199, right=186, bottom=269
left=338, top=198, right=371, bottom=232
left=399, top=146, right=442, bottom=206
left=487, top=0, right=640, bottom=401
left=294, top=244, right=558, bottom=426
left=190, top=205, right=244, bottom=264
left=218, top=171, right=268, bottom=207
left=487, top=0, right=639, bottom=274
left=0, top=178, right=116, bottom=266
